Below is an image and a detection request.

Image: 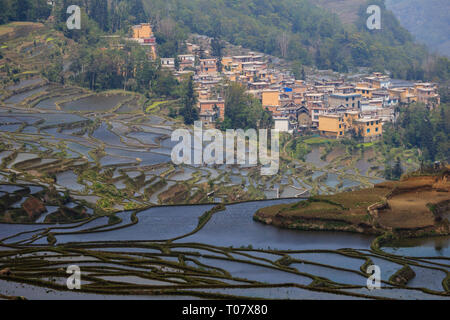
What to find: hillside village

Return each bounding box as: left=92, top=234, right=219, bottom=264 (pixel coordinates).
left=130, top=23, right=440, bottom=142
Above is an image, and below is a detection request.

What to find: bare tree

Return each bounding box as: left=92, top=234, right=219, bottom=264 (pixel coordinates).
left=277, top=32, right=290, bottom=58
left=158, top=18, right=176, bottom=38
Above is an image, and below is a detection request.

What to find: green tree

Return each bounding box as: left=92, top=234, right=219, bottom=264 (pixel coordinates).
left=223, top=82, right=263, bottom=130
left=211, top=37, right=224, bottom=58
left=392, top=158, right=403, bottom=180
left=90, top=0, right=109, bottom=31
left=384, top=160, right=392, bottom=180
left=384, top=102, right=449, bottom=163
left=180, top=76, right=199, bottom=125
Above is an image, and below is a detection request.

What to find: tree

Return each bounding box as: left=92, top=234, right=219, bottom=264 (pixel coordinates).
left=291, top=61, right=303, bottom=80
left=210, top=37, right=224, bottom=73
left=0, top=0, right=11, bottom=24
left=13, top=0, right=31, bottom=21
left=216, top=56, right=222, bottom=73
left=211, top=37, right=224, bottom=58
left=168, top=107, right=178, bottom=118
left=259, top=108, right=274, bottom=129
left=392, top=157, right=403, bottom=180
left=277, top=32, right=289, bottom=58
left=384, top=102, right=449, bottom=163
left=180, top=76, right=199, bottom=125
left=153, top=69, right=178, bottom=97
left=384, top=160, right=392, bottom=180
left=90, top=0, right=109, bottom=31
left=43, top=58, right=64, bottom=84
left=224, top=82, right=267, bottom=130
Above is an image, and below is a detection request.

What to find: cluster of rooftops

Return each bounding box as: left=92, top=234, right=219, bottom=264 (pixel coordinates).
left=129, top=24, right=440, bottom=140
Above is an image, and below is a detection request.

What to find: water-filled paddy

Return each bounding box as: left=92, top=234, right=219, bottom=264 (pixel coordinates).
left=181, top=200, right=374, bottom=250
left=0, top=84, right=444, bottom=300
left=6, top=78, right=44, bottom=91
left=382, top=236, right=450, bottom=257
left=56, top=204, right=214, bottom=243
left=0, top=198, right=448, bottom=300
left=60, top=94, right=128, bottom=112
left=4, top=86, right=47, bottom=104
left=105, top=147, right=170, bottom=166
left=56, top=171, right=84, bottom=192
left=305, top=147, right=328, bottom=168
left=92, top=123, right=129, bottom=147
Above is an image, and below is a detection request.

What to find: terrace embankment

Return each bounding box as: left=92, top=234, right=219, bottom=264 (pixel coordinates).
left=254, top=169, right=450, bottom=238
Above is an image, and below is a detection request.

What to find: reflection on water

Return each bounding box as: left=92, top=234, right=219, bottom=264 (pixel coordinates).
left=382, top=236, right=450, bottom=257
left=180, top=199, right=374, bottom=250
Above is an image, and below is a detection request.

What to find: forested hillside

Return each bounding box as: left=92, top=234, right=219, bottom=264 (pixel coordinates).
left=0, top=0, right=51, bottom=24
left=313, top=0, right=365, bottom=24
left=383, top=103, right=450, bottom=163
left=385, top=0, right=450, bottom=57
left=1, top=0, right=449, bottom=86
left=143, top=0, right=434, bottom=80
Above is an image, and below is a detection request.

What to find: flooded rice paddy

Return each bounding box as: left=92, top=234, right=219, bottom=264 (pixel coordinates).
left=0, top=199, right=448, bottom=300
left=0, top=80, right=446, bottom=300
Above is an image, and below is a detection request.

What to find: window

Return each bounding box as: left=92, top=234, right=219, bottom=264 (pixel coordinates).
left=340, top=131, right=343, bottom=135
left=367, top=128, right=371, bottom=133
left=339, top=124, right=342, bottom=128
left=371, top=121, right=374, bottom=125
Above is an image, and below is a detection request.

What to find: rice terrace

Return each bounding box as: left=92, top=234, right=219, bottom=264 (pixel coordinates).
left=0, top=1, right=449, bottom=302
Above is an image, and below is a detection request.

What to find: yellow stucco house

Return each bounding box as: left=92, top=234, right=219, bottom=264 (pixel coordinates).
left=262, top=90, right=280, bottom=108
left=318, top=115, right=345, bottom=138
left=132, top=23, right=153, bottom=39
left=355, top=86, right=376, bottom=99
left=131, top=23, right=157, bottom=60
left=354, top=118, right=383, bottom=141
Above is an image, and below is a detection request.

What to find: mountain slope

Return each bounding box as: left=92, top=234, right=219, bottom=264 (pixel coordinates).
left=311, top=0, right=450, bottom=57
left=385, top=0, right=450, bottom=57
left=313, top=0, right=365, bottom=24
left=143, top=0, right=430, bottom=79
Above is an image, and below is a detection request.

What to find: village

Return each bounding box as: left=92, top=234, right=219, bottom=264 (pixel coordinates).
left=129, top=23, right=441, bottom=143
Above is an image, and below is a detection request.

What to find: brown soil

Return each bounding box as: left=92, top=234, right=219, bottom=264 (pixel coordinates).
left=0, top=22, right=44, bottom=41
left=255, top=169, right=450, bottom=236
left=377, top=174, right=450, bottom=230
left=22, top=197, right=46, bottom=220
left=158, top=184, right=190, bottom=204
left=326, top=146, right=345, bottom=162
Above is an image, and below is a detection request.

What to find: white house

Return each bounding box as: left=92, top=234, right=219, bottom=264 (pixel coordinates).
left=161, top=58, right=175, bottom=69
left=274, top=116, right=293, bottom=133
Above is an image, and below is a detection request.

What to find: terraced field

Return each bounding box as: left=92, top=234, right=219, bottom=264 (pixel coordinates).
left=0, top=199, right=448, bottom=300
left=0, top=23, right=446, bottom=300
left=0, top=73, right=403, bottom=214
